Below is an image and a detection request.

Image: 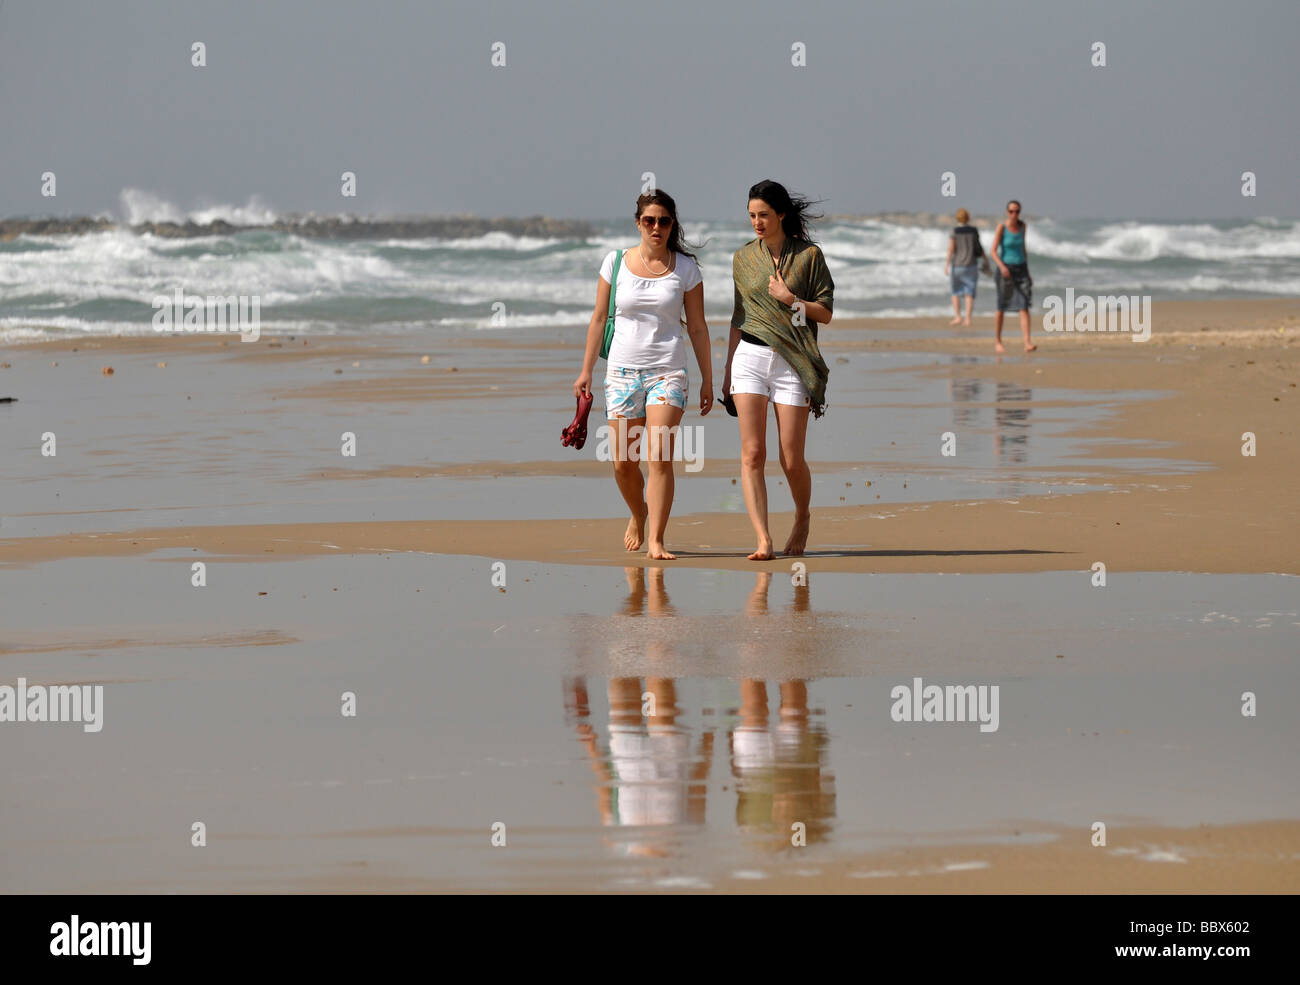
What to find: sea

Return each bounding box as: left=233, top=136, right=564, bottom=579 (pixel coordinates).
left=2, top=193, right=1297, bottom=343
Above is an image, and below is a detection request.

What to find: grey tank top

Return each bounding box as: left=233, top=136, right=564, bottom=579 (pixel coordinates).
left=951, top=225, right=984, bottom=267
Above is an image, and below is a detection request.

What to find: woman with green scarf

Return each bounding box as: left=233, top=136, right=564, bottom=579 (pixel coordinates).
left=723, top=180, right=833, bottom=560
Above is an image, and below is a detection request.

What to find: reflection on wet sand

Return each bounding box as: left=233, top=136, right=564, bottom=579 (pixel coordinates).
left=733, top=573, right=836, bottom=849
left=950, top=356, right=1033, bottom=492
left=567, top=676, right=713, bottom=857
left=948, top=355, right=983, bottom=429
left=994, top=380, right=1032, bottom=467
left=565, top=567, right=836, bottom=857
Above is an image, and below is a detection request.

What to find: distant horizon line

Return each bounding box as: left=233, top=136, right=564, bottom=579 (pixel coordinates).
left=3, top=210, right=1293, bottom=225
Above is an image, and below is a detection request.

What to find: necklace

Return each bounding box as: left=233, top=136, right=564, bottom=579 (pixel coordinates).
left=639, top=245, right=670, bottom=275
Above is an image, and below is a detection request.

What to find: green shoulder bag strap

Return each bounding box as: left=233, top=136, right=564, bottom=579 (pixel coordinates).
left=600, top=250, right=622, bottom=360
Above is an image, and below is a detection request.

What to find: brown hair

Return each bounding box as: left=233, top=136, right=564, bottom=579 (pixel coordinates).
left=635, top=190, right=699, bottom=262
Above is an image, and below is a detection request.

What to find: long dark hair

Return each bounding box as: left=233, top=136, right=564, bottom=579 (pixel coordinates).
left=635, top=190, right=699, bottom=262
left=747, top=179, right=823, bottom=243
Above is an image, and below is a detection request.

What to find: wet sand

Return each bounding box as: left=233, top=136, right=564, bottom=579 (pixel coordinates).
left=1, top=554, right=1296, bottom=893
left=2, top=300, right=1296, bottom=572
left=1, top=299, right=1297, bottom=893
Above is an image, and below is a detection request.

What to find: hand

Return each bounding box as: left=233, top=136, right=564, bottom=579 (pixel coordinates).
left=574, top=371, right=592, bottom=398
left=944, top=264, right=949, bottom=275
left=998, top=264, right=1010, bottom=278
left=768, top=270, right=796, bottom=306
left=699, top=384, right=714, bottom=416
left=722, top=371, right=731, bottom=397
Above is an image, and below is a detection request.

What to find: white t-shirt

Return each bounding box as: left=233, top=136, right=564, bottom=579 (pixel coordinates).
left=600, top=249, right=702, bottom=371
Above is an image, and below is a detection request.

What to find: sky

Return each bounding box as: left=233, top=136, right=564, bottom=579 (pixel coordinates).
left=1, top=0, right=1296, bottom=221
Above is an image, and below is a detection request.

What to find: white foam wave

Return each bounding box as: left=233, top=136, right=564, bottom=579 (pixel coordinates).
left=118, top=188, right=280, bottom=226
left=6, top=215, right=1299, bottom=340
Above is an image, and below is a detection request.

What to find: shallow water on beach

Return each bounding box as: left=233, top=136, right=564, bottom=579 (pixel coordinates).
left=2, top=554, right=1295, bottom=892
left=1, top=343, right=1203, bottom=538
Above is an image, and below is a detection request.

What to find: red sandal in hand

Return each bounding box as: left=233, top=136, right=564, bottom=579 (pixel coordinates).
left=561, top=390, right=595, bottom=449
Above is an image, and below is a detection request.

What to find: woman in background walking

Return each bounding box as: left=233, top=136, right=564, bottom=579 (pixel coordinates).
left=992, top=200, right=1036, bottom=353
left=945, top=208, right=989, bottom=326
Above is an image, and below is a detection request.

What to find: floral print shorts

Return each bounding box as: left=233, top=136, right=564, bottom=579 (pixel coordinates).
left=604, top=366, right=688, bottom=418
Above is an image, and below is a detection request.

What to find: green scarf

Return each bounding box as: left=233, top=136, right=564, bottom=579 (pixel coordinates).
left=730, top=237, right=834, bottom=417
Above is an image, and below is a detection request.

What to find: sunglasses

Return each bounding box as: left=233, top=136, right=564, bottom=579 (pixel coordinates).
left=1007, top=208, right=1021, bottom=213
left=639, top=215, right=673, bottom=229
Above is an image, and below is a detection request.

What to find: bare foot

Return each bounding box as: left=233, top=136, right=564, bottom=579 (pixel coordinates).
left=994, top=341, right=1006, bottom=354
left=948, top=316, right=962, bottom=326
left=1024, top=342, right=1037, bottom=352
left=748, top=538, right=775, bottom=561
left=962, top=317, right=972, bottom=327
left=783, top=514, right=810, bottom=556
left=646, top=543, right=677, bottom=560
left=624, top=511, right=647, bottom=551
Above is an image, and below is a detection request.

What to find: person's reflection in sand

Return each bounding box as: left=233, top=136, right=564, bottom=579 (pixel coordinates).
left=730, top=571, right=836, bottom=849
left=565, top=567, right=713, bottom=858
left=994, top=380, right=1031, bottom=466
left=948, top=354, right=983, bottom=429
left=619, top=564, right=676, bottom=618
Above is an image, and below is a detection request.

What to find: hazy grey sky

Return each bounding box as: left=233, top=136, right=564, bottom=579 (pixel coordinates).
left=1, top=0, right=1296, bottom=220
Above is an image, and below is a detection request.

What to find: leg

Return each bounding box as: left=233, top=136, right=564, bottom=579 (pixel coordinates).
left=644, top=564, right=673, bottom=615
left=963, top=294, right=974, bottom=326
left=949, top=294, right=962, bottom=325
left=778, top=680, right=809, bottom=721
left=1020, top=308, right=1036, bottom=351
left=645, top=678, right=678, bottom=724
left=740, top=679, right=769, bottom=728
left=643, top=402, right=683, bottom=560
left=747, top=570, right=772, bottom=616
left=993, top=272, right=1008, bottom=352
left=620, top=565, right=647, bottom=615
left=735, top=393, right=773, bottom=560
left=774, top=400, right=812, bottom=556
left=608, top=677, right=643, bottom=725
left=607, top=416, right=648, bottom=551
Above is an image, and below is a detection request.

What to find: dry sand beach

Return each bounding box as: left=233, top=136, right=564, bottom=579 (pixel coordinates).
left=1, top=299, right=1297, bottom=893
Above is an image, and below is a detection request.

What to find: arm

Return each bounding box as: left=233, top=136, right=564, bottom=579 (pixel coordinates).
left=574, top=271, right=612, bottom=397
left=566, top=676, right=616, bottom=823
left=682, top=283, right=714, bottom=415
left=945, top=234, right=955, bottom=274
left=724, top=266, right=744, bottom=395
left=991, top=224, right=1010, bottom=277
left=794, top=299, right=832, bottom=325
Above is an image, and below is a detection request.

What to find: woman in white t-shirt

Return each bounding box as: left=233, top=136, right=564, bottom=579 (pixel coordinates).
left=574, top=191, right=714, bottom=560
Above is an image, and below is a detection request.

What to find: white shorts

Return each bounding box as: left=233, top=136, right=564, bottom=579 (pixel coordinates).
left=729, top=339, right=810, bottom=406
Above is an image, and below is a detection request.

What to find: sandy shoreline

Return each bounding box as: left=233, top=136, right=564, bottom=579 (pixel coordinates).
left=3, top=303, right=1297, bottom=894
left=509, top=820, right=1300, bottom=895
left=3, top=300, right=1295, bottom=573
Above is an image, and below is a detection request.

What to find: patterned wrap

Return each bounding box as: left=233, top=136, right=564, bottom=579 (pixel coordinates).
left=730, top=237, right=834, bottom=417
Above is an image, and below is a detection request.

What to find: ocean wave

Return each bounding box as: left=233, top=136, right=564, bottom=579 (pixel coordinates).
left=3, top=213, right=1297, bottom=339
left=119, top=188, right=281, bottom=226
